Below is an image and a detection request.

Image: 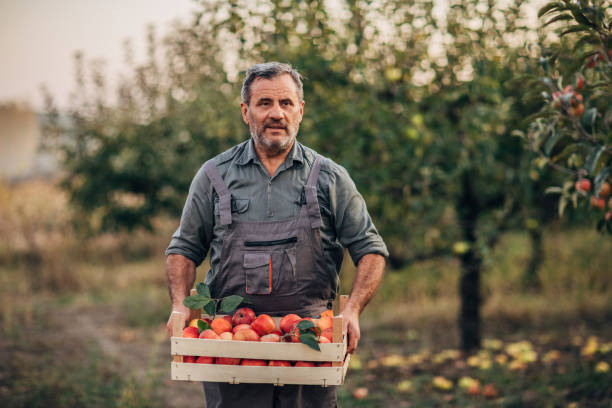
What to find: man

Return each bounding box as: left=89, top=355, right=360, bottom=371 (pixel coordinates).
left=165, top=62, right=387, bottom=408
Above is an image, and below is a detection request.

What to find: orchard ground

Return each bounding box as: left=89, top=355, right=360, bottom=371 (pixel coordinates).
left=1, top=181, right=611, bottom=407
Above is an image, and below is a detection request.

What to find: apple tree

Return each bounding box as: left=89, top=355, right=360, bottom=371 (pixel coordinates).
left=517, top=0, right=612, bottom=233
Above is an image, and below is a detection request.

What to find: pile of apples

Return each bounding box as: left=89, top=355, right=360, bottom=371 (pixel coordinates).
left=180, top=307, right=335, bottom=367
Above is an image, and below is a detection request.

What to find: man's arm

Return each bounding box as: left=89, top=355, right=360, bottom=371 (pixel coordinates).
left=342, top=253, right=386, bottom=354
left=165, top=253, right=197, bottom=336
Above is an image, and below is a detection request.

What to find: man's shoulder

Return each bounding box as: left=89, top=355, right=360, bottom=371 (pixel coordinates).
left=298, top=143, right=353, bottom=186
left=206, top=140, right=250, bottom=170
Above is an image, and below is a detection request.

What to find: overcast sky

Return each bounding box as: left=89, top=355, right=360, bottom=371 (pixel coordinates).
left=0, top=0, right=197, bottom=110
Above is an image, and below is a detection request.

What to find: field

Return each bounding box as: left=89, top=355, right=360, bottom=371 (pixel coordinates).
left=1, top=180, right=611, bottom=407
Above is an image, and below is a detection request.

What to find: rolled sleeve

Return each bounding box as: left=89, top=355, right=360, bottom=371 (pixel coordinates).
left=165, top=165, right=214, bottom=266
left=326, top=162, right=389, bottom=265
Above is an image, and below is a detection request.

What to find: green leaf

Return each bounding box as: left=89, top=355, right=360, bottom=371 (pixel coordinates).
left=183, top=295, right=212, bottom=310
left=581, top=108, right=597, bottom=133
left=594, top=167, right=612, bottom=194
left=297, top=320, right=316, bottom=331
left=197, top=319, right=212, bottom=332
left=544, top=13, right=572, bottom=26
left=544, top=129, right=563, bottom=155
left=560, top=25, right=589, bottom=36
left=203, top=300, right=216, bottom=317
left=545, top=186, right=563, bottom=195
left=299, top=332, right=321, bottom=351
left=585, top=145, right=605, bottom=174
left=196, top=282, right=211, bottom=298
left=219, top=295, right=243, bottom=314
left=538, top=2, right=563, bottom=18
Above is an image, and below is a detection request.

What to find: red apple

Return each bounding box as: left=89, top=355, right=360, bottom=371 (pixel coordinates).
left=280, top=313, right=301, bottom=334
left=196, top=356, right=214, bottom=364
left=295, top=361, right=315, bottom=367
left=251, top=314, right=277, bottom=336
left=211, top=317, right=233, bottom=335
left=241, top=359, right=267, bottom=366
left=317, top=362, right=332, bottom=367
left=219, top=332, right=233, bottom=340
left=320, top=328, right=334, bottom=342
left=183, top=355, right=197, bottom=363
left=318, top=336, right=331, bottom=343
left=232, top=324, right=251, bottom=334
left=199, top=329, right=220, bottom=340
left=260, top=333, right=281, bottom=342
left=182, top=326, right=199, bottom=338
left=269, top=360, right=292, bottom=367
left=232, top=307, right=256, bottom=326
left=216, top=357, right=241, bottom=365
left=234, top=328, right=260, bottom=341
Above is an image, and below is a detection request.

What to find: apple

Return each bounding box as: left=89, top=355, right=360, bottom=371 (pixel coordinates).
left=211, top=317, right=233, bottom=335
left=317, top=362, right=332, bottom=367
left=234, top=328, right=260, bottom=341
left=321, top=309, right=333, bottom=318
left=251, top=314, right=277, bottom=336
left=316, top=316, right=333, bottom=332
left=196, top=356, right=214, bottom=364
left=240, top=359, right=267, bottom=366
left=232, top=324, right=251, bottom=334
left=599, top=181, right=611, bottom=199
left=182, top=326, right=199, bottom=338
left=294, top=361, right=315, bottom=367
left=216, top=357, right=241, bottom=365
left=320, top=327, right=334, bottom=342
left=199, top=329, right=220, bottom=340
left=269, top=360, right=292, bottom=367
left=575, top=179, right=591, bottom=193
left=483, top=384, right=499, bottom=399
left=219, top=332, right=233, bottom=340
left=260, top=333, right=281, bottom=342
left=591, top=196, right=605, bottom=210
left=318, top=336, right=331, bottom=343
left=270, top=329, right=283, bottom=336
left=280, top=314, right=301, bottom=334
left=232, top=307, right=256, bottom=326
left=183, top=355, right=197, bottom=363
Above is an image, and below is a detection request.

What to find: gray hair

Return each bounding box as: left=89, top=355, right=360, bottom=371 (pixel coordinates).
left=241, top=62, right=304, bottom=105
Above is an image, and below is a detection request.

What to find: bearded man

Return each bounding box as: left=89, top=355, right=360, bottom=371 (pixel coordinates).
left=165, top=62, right=387, bottom=408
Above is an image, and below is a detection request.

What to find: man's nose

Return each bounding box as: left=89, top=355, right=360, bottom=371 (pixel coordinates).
left=269, top=103, right=283, bottom=119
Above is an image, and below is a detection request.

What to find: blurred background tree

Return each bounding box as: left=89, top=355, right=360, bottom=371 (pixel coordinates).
left=43, top=0, right=571, bottom=351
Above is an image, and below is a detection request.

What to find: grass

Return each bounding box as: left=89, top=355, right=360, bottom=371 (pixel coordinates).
left=0, top=180, right=611, bottom=407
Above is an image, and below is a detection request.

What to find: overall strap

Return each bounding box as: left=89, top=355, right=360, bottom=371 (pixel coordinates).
left=304, top=155, right=323, bottom=229
left=203, top=160, right=232, bottom=226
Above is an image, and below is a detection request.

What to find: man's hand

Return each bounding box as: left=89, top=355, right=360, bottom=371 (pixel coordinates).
left=166, top=303, right=191, bottom=337
left=341, top=307, right=361, bottom=354
left=341, top=253, right=385, bottom=354
left=165, top=254, right=197, bottom=337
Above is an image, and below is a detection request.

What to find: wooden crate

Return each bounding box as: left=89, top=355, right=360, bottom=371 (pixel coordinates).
left=170, top=294, right=350, bottom=386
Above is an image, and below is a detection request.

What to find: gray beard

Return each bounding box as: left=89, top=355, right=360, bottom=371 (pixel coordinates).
left=250, top=124, right=298, bottom=155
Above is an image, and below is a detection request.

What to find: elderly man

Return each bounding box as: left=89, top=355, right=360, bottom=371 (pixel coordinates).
left=165, top=62, right=387, bottom=408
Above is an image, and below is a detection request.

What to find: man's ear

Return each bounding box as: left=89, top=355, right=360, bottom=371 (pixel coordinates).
left=298, top=100, right=305, bottom=123
left=240, top=102, right=249, bottom=125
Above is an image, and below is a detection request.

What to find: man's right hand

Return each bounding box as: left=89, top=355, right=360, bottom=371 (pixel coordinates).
left=166, top=303, right=191, bottom=337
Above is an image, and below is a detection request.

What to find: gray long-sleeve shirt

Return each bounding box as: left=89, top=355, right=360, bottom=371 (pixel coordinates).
left=165, top=139, right=388, bottom=285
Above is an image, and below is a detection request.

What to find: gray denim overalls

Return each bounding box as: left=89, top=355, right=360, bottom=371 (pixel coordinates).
left=201, top=154, right=338, bottom=408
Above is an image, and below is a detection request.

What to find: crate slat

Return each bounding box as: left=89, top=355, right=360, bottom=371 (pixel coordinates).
left=171, top=337, right=346, bottom=362
left=171, top=354, right=350, bottom=386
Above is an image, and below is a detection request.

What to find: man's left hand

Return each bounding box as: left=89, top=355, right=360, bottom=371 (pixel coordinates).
left=341, top=307, right=361, bottom=354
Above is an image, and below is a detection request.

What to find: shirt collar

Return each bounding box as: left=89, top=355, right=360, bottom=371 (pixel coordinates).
left=236, top=138, right=305, bottom=167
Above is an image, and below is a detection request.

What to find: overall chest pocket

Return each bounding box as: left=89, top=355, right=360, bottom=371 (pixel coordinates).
left=242, top=238, right=297, bottom=295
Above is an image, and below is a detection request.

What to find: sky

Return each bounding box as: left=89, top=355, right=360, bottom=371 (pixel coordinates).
left=0, top=0, right=197, bottom=110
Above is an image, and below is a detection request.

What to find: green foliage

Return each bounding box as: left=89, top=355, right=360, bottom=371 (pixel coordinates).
left=520, top=0, right=612, bottom=231
left=183, top=283, right=244, bottom=318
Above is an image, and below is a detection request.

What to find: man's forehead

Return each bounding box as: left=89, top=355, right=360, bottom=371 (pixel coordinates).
left=250, top=74, right=300, bottom=100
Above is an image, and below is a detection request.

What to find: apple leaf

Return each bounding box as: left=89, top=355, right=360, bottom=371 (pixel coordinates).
left=299, top=332, right=321, bottom=351
left=219, top=295, right=243, bottom=314
left=183, top=295, right=212, bottom=310
left=196, top=282, right=211, bottom=298
left=297, top=320, right=316, bottom=331
left=197, top=319, right=212, bottom=332
left=203, top=300, right=217, bottom=317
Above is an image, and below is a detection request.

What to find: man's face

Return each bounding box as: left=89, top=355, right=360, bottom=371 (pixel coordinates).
left=241, top=74, right=304, bottom=155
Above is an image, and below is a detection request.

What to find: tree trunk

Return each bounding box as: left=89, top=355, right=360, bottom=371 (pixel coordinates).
left=522, top=226, right=543, bottom=291
left=457, top=170, right=482, bottom=352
